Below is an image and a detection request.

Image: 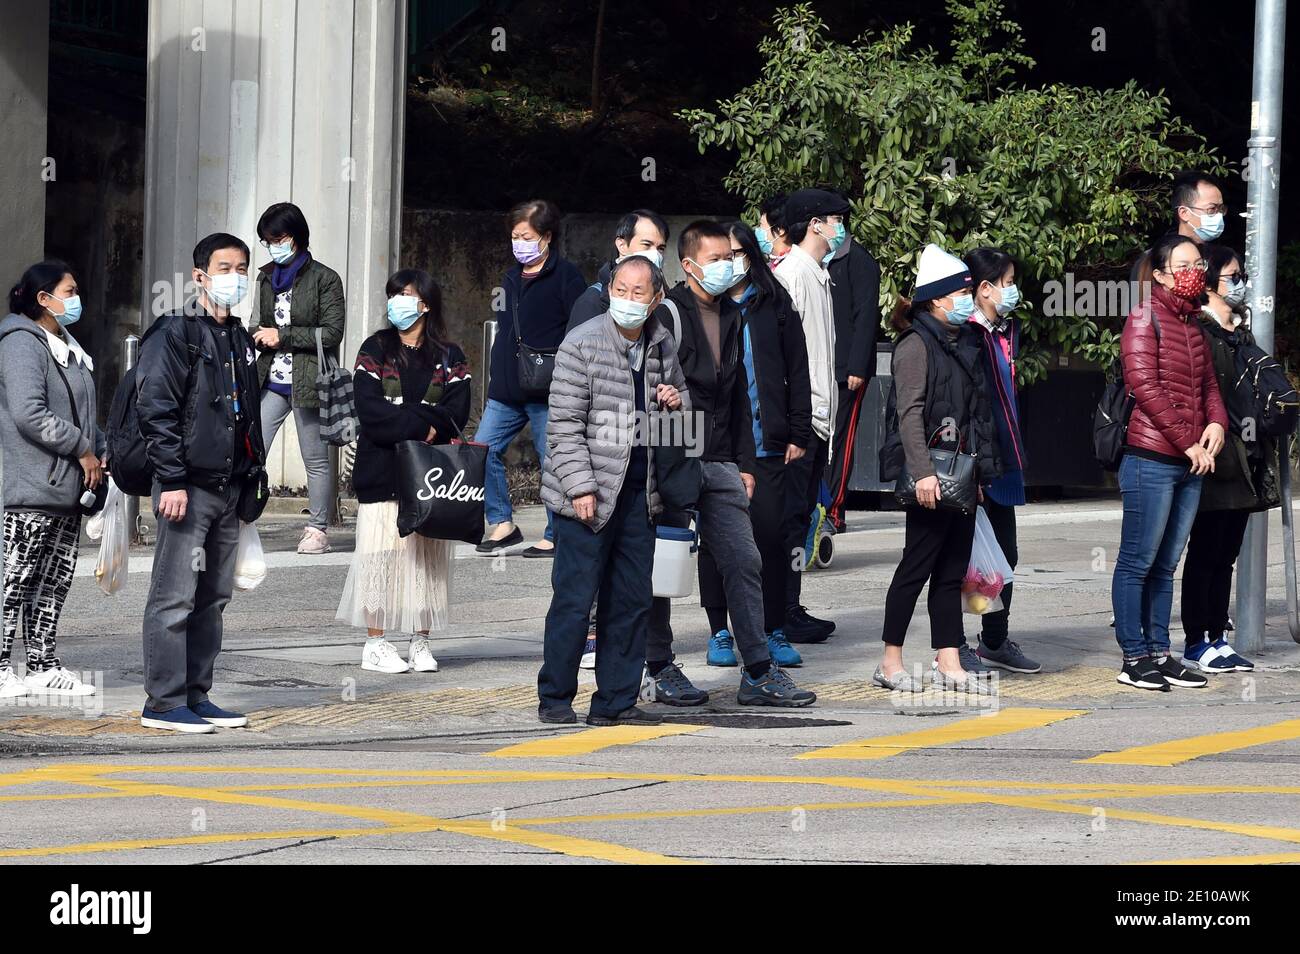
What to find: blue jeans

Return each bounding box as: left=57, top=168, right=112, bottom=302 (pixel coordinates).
left=474, top=398, right=553, bottom=541
left=1111, top=455, right=1202, bottom=661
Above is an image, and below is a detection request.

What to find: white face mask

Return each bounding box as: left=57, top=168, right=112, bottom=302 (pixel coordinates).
left=620, top=248, right=664, bottom=270
left=609, top=294, right=652, bottom=330
left=202, top=271, right=249, bottom=308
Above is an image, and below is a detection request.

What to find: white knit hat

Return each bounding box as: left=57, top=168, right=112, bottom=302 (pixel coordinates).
left=913, top=243, right=972, bottom=301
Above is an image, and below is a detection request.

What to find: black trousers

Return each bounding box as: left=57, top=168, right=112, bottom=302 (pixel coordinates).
left=1180, top=508, right=1250, bottom=647
left=881, top=505, right=976, bottom=649
left=827, top=382, right=865, bottom=527
left=976, top=498, right=1018, bottom=649
left=699, top=455, right=789, bottom=633
left=784, top=437, right=828, bottom=611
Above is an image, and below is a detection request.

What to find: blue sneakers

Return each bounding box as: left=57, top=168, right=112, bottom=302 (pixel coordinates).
left=767, top=630, right=803, bottom=668
left=707, top=629, right=738, bottom=667
left=1209, top=638, right=1254, bottom=672
left=191, top=700, right=249, bottom=728
left=140, top=706, right=216, bottom=734
left=1182, top=639, right=1235, bottom=674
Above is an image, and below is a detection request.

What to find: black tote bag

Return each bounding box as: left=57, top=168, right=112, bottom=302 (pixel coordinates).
left=395, top=438, right=488, bottom=544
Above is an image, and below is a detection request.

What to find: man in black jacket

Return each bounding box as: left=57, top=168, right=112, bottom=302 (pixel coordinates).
left=565, top=209, right=669, bottom=335
left=137, top=232, right=265, bottom=734
left=825, top=217, right=882, bottom=531
left=644, top=220, right=815, bottom=710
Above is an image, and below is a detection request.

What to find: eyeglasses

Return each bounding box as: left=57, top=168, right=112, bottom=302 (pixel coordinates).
left=1184, top=204, right=1228, bottom=217
left=1219, top=270, right=1249, bottom=284
left=1162, top=260, right=1208, bottom=275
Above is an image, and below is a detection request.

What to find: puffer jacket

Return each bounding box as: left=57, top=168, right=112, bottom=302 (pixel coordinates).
left=1122, top=283, right=1228, bottom=459
left=541, top=311, right=690, bottom=532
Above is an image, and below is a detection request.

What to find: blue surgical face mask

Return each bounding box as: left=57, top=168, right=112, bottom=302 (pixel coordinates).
left=387, top=294, right=423, bottom=330
left=1191, top=210, right=1224, bottom=242
left=943, top=292, right=976, bottom=325
left=755, top=227, right=774, bottom=257
left=688, top=258, right=734, bottom=296
left=1222, top=277, right=1247, bottom=307
left=48, top=293, right=82, bottom=327
left=995, top=283, right=1020, bottom=317
left=609, top=294, right=651, bottom=330
left=202, top=272, right=249, bottom=308
left=268, top=240, right=296, bottom=265
left=817, top=220, right=847, bottom=256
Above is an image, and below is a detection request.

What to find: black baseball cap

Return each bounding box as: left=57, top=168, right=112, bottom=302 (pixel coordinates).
left=784, top=188, right=850, bottom=225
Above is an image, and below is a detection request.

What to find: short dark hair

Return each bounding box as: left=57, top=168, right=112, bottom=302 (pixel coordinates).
left=508, top=199, right=562, bottom=241
left=257, top=202, right=311, bottom=250
left=1202, top=242, right=1244, bottom=290
left=609, top=255, right=664, bottom=295
left=8, top=259, right=74, bottom=320
left=761, top=193, right=788, bottom=232
left=193, top=232, right=250, bottom=271
left=785, top=219, right=811, bottom=246
left=677, top=219, right=730, bottom=263
left=614, top=209, right=669, bottom=246
left=1172, top=170, right=1221, bottom=212
left=964, top=247, right=1017, bottom=289
left=1150, top=232, right=1200, bottom=273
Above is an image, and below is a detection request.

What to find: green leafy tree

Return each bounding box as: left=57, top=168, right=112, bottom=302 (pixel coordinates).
left=679, top=0, right=1227, bottom=382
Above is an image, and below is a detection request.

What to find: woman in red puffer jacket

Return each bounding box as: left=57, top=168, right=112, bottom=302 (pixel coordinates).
left=1111, top=233, right=1228, bottom=693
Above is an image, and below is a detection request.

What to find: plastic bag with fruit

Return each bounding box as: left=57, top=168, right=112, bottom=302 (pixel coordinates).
left=962, top=508, right=1013, bottom=615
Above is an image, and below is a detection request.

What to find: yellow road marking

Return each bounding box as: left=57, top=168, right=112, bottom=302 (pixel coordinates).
left=1139, top=852, right=1300, bottom=865
left=795, top=707, right=1086, bottom=760
left=1081, top=718, right=1300, bottom=767
left=485, top=724, right=705, bottom=758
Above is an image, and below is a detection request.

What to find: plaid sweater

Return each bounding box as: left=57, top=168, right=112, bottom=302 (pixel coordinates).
left=351, top=333, right=472, bottom=503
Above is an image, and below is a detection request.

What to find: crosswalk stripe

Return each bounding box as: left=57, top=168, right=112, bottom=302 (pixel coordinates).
left=794, top=707, right=1087, bottom=761
left=1081, top=718, right=1300, bottom=767
left=485, top=725, right=705, bottom=758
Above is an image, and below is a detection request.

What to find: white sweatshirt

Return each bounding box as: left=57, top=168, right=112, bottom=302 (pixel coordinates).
left=775, top=244, right=837, bottom=443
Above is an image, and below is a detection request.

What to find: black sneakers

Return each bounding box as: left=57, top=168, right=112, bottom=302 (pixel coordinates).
left=1151, top=656, right=1209, bottom=689
left=784, top=606, right=835, bottom=644
left=1117, top=659, right=1171, bottom=691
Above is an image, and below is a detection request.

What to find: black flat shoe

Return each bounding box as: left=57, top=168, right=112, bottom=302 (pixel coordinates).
left=477, top=526, right=523, bottom=554
left=585, top=706, right=663, bottom=727
left=521, top=544, right=555, bottom=558
left=538, top=705, right=577, bottom=724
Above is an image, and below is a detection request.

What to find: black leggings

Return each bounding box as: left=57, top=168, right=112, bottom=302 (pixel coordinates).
left=1180, top=508, right=1250, bottom=647
left=881, top=506, right=976, bottom=649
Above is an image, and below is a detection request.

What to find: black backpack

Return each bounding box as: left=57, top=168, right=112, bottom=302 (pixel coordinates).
left=1093, top=313, right=1160, bottom=471
left=1229, top=341, right=1300, bottom=438
left=106, top=314, right=204, bottom=496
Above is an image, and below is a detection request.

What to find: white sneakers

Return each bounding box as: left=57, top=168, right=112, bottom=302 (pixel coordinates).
left=21, top=667, right=97, bottom=697
left=298, top=527, right=331, bottom=554
left=408, top=638, right=439, bottom=673
left=0, top=667, right=29, bottom=699
left=361, top=638, right=438, bottom=674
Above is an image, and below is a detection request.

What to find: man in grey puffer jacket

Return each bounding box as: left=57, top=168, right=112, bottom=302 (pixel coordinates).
left=537, top=257, right=687, bottom=726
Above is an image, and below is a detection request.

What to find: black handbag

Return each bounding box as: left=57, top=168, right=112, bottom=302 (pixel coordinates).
left=894, top=428, right=979, bottom=515
left=653, top=332, right=702, bottom=510
left=395, top=425, right=488, bottom=544
left=514, top=299, right=556, bottom=400
left=237, top=467, right=270, bottom=523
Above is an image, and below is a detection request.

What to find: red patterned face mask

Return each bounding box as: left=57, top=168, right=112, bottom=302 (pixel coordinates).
left=1169, top=267, right=1207, bottom=300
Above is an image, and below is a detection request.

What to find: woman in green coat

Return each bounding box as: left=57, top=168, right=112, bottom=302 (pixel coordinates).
left=252, top=202, right=346, bottom=553
left=1179, top=244, right=1280, bottom=674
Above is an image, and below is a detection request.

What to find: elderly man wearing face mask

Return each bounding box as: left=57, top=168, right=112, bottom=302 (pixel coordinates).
left=537, top=256, right=688, bottom=726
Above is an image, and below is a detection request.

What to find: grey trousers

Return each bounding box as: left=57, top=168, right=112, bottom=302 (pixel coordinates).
left=142, top=482, right=240, bottom=712
left=260, top=389, right=333, bottom=531
left=647, top=461, right=770, bottom=668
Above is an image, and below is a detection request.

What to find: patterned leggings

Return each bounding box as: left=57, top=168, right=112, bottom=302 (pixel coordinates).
left=2, top=511, right=80, bottom=672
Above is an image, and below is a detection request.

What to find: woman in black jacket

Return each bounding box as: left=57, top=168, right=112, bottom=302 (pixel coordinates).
left=875, top=244, right=999, bottom=693
left=695, top=222, right=813, bottom=670
left=1179, top=244, right=1278, bottom=674
left=476, top=199, right=586, bottom=557
left=336, top=269, right=471, bottom=676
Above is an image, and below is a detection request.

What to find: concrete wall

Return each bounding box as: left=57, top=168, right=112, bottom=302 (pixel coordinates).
left=143, top=0, right=407, bottom=492
left=0, top=0, right=49, bottom=288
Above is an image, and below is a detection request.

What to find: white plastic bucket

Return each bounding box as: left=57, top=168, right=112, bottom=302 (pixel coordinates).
left=652, top=524, right=698, bottom=598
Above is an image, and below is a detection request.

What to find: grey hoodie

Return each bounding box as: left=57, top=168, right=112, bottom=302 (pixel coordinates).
left=0, top=313, right=104, bottom=514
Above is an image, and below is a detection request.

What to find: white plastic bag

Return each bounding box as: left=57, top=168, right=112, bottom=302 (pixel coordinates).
left=233, top=522, right=267, bottom=591
left=94, top=480, right=129, bottom=595
left=962, top=507, right=1014, bottom=615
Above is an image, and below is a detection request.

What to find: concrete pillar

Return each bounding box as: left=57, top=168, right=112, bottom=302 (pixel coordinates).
left=0, top=0, right=49, bottom=285
left=142, top=0, right=406, bottom=490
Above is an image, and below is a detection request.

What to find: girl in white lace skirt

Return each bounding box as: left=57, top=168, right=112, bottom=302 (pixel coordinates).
left=336, top=269, right=471, bottom=673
